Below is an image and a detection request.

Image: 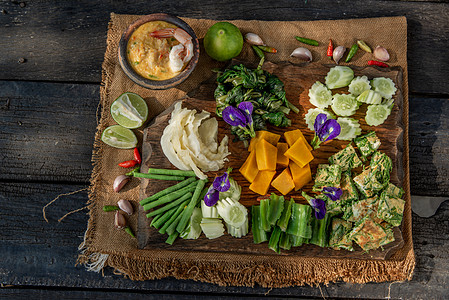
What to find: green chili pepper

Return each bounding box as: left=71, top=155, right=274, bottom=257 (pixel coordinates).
left=103, top=205, right=119, bottom=212
left=357, top=40, right=372, bottom=53
left=295, top=36, right=319, bottom=46
left=345, top=43, right=359, bottom=63
left=124, top=226, right=135, bottom=238
left=252, top=45, right=265, bottom=59
left=257, top=45, right=277, bottom=53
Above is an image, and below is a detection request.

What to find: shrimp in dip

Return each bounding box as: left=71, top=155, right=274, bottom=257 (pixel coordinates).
left=127, top=21, right=193, bottom=81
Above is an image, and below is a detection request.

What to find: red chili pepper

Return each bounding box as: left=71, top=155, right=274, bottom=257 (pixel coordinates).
left=327, top=39, right=333, bottom=58
left=133, top=148, right=142, bottom=164
left=118, top=160, right=138, bottom=168
left=367, top=60, right=389, bottom=68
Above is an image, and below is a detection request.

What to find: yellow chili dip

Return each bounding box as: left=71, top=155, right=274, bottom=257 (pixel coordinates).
left=127, top=21, right=180, bottom=81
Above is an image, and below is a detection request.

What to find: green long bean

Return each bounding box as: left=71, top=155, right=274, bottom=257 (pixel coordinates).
left=142, top=183, right=197, bottom=211
left=140, top=177, right=197, bottom=206
left=159, top=199, right=189, bottom=234
left=133, top=173, right=185, bottom=181
left=151, top=206, right=177, bottom=228
left=145, top=192, right=193, bottom=218
left=147, top=168, right=197, bottom=177
left=176, top=179, right=207, bottom=234
left=165, top=231, right=179, bottom=245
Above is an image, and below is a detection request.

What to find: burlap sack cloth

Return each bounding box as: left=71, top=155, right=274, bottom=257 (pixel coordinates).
left=78, top=13, right=415, bottom=287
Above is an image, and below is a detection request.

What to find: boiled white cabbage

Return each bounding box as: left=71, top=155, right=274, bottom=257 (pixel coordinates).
left=160, top=102, right=230, bottom=179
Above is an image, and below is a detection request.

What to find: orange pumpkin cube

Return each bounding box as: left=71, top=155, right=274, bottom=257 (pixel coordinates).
left=249, top=170, right=276, bottom=195
left=276, top=142, right=289, bottom=168
left=256, top=139, right=277, bottom=171
left=271, top=168, right=295, bottom=195
left=284, top=138, right=314, bottom=168
left=289, top=161, right=312, bottom=191
left=248, top=130, right=281, bottom=152
left=284, top=129, right=312, bottom=151
left=239, top=150, right=258, bottom=183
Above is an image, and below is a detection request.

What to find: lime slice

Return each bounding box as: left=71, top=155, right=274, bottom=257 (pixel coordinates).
left=110, top=92, right=148, bottom=129
left=101, top=125, right=138, bottom=149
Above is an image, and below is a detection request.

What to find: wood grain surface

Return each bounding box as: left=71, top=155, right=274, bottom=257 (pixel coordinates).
left=138, top=62, right=405, bottom=260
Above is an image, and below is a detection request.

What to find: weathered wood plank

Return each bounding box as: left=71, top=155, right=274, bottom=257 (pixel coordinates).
left=0, top=1, right=448, bottom=95
left=0, top=80, right=98, bottom=183
left=0, top=182, right=448, bottom=298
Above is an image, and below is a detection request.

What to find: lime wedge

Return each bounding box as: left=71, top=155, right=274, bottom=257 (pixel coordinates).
left=101, top=125, right=138, bottom=149
left=110, top=92, right=148, bottom=129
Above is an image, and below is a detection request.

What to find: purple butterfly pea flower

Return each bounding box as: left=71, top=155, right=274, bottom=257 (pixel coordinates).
left=310, top=198, right=327, bottom=219
left=222, top=106, right=248, bottom=127
left=317, top=119, right=341, bottom=142
left=322, top=187, right=343, bottom=201
left=212, top=171, right=230, bottom=192
left=204, top=186, right=219, bottom=207
left=314, top=113, right=328, bottom=133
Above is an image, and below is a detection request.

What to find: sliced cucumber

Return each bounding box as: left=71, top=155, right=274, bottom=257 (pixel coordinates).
left=348, top=76, right=371, bottom=96
left=308, top=81, right=333, bottom=108
left=180, top=207, right=202, bottom=239
left=365, top=99, right=394, bottom=126
left=201, top=199, right=219, bottom=218
left=357, top=90, right=382, bottom=105
left=226, top=218, right=249, bottom=238
left=325, top=66, right=354, bottom=89
left=216, top=197, right=248, bottom=228
left=331, top=93, right=360, bottom=116
left=200, top=218, right=225, bottom=239
left=371, top=77, right=397, bottom=99
left=304, top=107, right=335, bottom=131
left=336, top=117, right=362, bottom=140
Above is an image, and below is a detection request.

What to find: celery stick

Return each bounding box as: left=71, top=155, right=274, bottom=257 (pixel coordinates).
left=140, top=177, right=197, bottom=206
left=268, top=226, right=282, bottom=253
left=165, top=231, right=179, bottom=245
left=310, top=213, right=331, bottom=248
left=277, top=198, right=293, bottom=231
left=251, top=205, right=268, bottom=244
left=259, top=198, right=271, bottom=232
left=268, top=194, right=284, bottom=226
left=286, top=203, right=312, bottom=239
left=159, top=199, right=189, bottom=234
left=279, top=231, right=292, bottom=250
left=150, top=206, right=177, bottom=229
left=146, top=192, right=192, bottom=217
left=176, top=179, right=207, bottom=233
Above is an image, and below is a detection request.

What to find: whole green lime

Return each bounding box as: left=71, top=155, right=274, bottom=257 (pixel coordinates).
left=203, top=22, right=243, bottom=61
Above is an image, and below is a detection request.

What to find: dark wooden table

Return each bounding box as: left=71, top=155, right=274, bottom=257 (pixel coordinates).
left=1, top=1, right=448, bottom=299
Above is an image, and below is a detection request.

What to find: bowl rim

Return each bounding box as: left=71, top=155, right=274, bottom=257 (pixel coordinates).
left=118, top=13, right=200, bottom=90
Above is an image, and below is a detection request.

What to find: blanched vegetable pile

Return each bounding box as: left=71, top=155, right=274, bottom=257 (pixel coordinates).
left=214, top=61, right=299, bottom=142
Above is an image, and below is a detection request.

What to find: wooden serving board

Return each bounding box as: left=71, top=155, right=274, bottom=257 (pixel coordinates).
left=137, top=62, right=405, bottom=260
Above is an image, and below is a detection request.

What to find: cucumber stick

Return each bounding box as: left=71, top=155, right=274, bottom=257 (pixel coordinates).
left=277, top=198, right=294, bottom=231
left=310, top=213, right=331, bottom=248
left=268, top=226, right=282, bottom=253
left=259, top=198, right=271, bottom=232
left=325, top=66, right=354, bottom=89
left=286, top=203, right=312, bottom=239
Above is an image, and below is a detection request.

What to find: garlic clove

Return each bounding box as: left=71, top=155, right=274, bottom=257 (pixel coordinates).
left=373, top=46, right=390, bottom=62
left=114, top=211, right=127, bottom=229
left=113, top=175, right=130, bottom=193
left=290, top=47, right=312, bottom=61
left=245, top=33, right=265, bottom=46
left=118, top=199, right=134, bottom=215
left=333, top=46, right=346, bottom=64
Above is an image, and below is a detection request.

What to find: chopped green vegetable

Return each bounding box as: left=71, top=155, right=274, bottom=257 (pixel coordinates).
left=289, top=234, right=307, bottom=247
left=329, top=218, right=353, bottom=251
left=277, top=198, right=294, bottom=231
left=268, top=226, right=283, bottom=253
left=259, top=198, right=271, bottom=232
left=267, top=194, right=285, bottom=226
left=251, top=205, right=268, bottom=244
left=279, top=231, right=292, bottom=250
left=310, top=213, right=331, bottom=248
left=286, top=203, right=312, bottom=239
left=181, top=207, right=203, bottom=239
left=216, top=197, right=248, bottom=228
left=226, top=218, right=249, bottom=238
left=353, top=131, right=381, bottom=158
